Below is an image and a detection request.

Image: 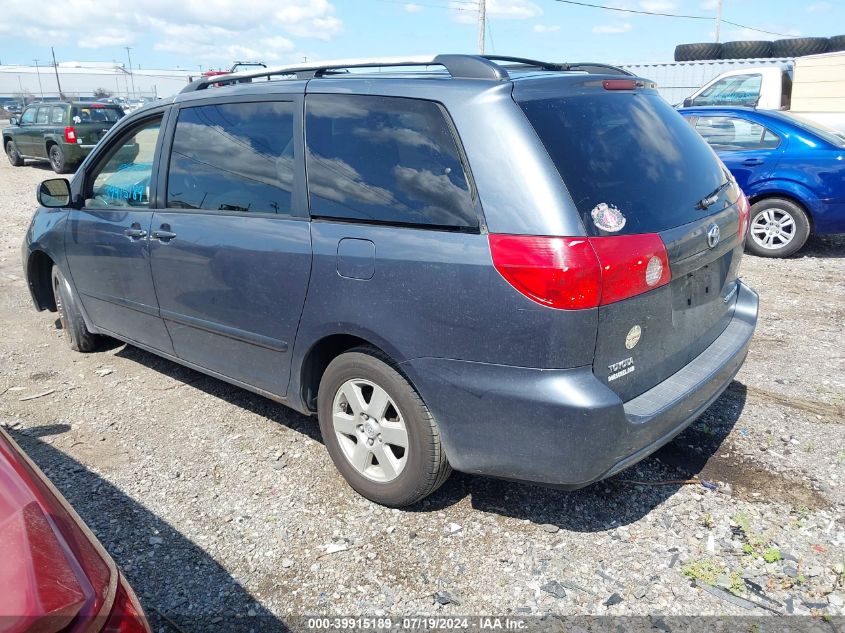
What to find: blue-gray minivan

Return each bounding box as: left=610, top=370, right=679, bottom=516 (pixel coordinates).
left=23, top=55, right=758, bottom=507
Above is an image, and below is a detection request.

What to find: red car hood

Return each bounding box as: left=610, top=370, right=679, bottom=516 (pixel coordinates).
left=0, top=429, right=115, bottom=633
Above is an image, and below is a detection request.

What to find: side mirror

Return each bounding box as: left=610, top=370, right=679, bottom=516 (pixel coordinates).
left=37, top=178, right=72, bottom=208
left=9, top=116, right=17, bottom=125
left=683, top=98, right=693, bottom=108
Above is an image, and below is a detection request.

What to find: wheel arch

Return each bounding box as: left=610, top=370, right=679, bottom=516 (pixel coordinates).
left=26, top=250, right=57, bottom=312
left=297, top=332, right=406, bottom=414
left=747, top=190, right=815, bottom=233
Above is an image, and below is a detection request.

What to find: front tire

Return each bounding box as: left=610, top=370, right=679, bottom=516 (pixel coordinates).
left=317, top=347, right=451, bottom=507
left=6, top=140, right=24, bottom=166
left=52, top=266, right=100, bottom=352
left=745, top=197, right=810, bottom=258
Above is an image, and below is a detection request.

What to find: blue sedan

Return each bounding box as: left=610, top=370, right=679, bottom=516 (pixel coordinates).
left=679, top=106, right=845, bottom=257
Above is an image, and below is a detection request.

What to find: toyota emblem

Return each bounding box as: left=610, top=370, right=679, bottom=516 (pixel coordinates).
left=707, top=223, right=721, bottom=249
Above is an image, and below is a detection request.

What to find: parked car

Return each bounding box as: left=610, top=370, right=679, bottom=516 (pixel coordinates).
left=4, top=101, right=125, bottom=173
left=680, top=105, right=845, bottom=257
left=0, top=428, right=150, bottom=633
left=23, top=55, right=758, bottom=507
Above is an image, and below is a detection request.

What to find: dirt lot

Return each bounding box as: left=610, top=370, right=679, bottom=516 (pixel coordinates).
left=1, top=154, right=843, bottom=630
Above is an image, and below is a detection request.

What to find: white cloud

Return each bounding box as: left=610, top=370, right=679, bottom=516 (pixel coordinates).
left=639, top=0, right=676, bottom=10
left=807, top=2, right=832, bottom=12
left=533, top=24, right=561, bottom=33
left=405, top=3, right=423, bottom=12
left=451, top=0, right=542, bottom=24
left=700, top=0, right=718, bottom=8
left=592, top=22, right=633, bottom=34
left=2, top=0, right=341, bottom=62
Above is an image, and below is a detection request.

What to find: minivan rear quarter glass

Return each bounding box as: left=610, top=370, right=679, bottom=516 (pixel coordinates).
left=516, top=88, right=726, bottom=235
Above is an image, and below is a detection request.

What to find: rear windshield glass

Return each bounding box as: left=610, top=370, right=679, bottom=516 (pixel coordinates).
left=518, top=92, right=726, bottom=235
left=71, top=105, right=123, bottom=123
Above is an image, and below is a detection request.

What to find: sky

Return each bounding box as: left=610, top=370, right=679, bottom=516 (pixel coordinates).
left=0, top=0, right=839, bottom=70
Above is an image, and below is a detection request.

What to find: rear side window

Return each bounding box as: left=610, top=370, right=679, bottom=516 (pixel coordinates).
left=50, top=106, right=65, bottom=124
left=695, top=116, right=780, bottom=151
left=305, top=94, right=476, bottom=229
left=518, top=92, right=725, bottom=235
left=167, top=101, right=295, bottom=215
left=71, top=106, right=123, bottom=123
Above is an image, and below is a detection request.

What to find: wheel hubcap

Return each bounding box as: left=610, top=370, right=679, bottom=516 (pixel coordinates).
left=54, top=278, right=68, bottom=330
left=750, top=208, right=795, bottom=250
left=332, top=378, right=408, bottom=483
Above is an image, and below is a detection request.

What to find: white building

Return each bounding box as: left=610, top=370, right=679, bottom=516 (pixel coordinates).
left=0, top=61, right=196, bottom=102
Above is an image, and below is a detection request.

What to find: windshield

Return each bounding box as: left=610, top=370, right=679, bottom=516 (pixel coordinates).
left=781, top=112, right=845, bottom=147
left=71, top=106, right=123, bottom=123
left=517, top=92, right=726, bottom=235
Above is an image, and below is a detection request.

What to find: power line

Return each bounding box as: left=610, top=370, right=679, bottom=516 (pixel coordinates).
left=549, top=0, right=797, bottom=38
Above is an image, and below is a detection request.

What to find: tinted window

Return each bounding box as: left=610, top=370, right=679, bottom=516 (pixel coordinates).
left=50, top=106, right=65, bottom=125
left=695, top=116, right=780, bottom=150
left=86, top=118, right=162, bottom=208
left=20, top=107, right=36, bottom=124
left=36, top=107, right=50, bottom=124
left=692, top=74, right=762, bottom=107
left=167, top=101, right=294, bottom=214
left=71, top=105, right=123, bottom=123
left=518, top=92, right=725, bottom=235
left=305, top=94, right=476, bottom=229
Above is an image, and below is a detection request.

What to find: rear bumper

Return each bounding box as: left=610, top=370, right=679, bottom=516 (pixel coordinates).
left=402, top=280, right=758, bottom=488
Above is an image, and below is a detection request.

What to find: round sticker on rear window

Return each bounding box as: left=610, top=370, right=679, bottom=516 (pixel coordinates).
left=591, top=202, right=626, bottom=233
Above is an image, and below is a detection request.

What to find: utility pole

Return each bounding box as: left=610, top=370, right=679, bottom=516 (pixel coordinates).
left=714, top=0, right=723, bottom=42
left=33, top=59, right=44, bottom=100
left=477, top=0, right=486, bottom=54
left=125, top=47, right=136, bottom=98
left=51, top=47, right=63, bottom=97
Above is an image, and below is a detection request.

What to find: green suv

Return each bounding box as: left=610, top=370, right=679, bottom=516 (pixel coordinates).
left=4, top=102, right=124, bottom=173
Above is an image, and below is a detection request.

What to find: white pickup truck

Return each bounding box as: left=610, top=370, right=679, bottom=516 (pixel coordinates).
left=681, top=51, right=845, bottom=133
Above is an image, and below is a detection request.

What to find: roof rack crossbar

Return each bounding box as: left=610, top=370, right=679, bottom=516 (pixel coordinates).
left=180, top=54, right=510, bottom=93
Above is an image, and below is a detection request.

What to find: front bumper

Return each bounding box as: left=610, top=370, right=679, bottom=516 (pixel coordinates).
left=402, top=280, right=758, bottom=488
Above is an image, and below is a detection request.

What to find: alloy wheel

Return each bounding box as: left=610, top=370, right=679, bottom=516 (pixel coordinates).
left=331, top=378, right=409, bottom=483
left=750, top=208, right=795, bottom=250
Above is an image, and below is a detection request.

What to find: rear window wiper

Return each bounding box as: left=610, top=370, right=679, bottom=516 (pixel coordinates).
left=696, top=179, right=731, bottom=210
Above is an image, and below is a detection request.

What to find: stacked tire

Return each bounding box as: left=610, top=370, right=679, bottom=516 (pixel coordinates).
left=674, top=35, right=841, bottom=61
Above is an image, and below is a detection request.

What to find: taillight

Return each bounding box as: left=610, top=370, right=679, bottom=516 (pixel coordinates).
left=489, top=233, right=671, bottom=310
left=101, top=575, right=151, bottom=633
left=737, top=192, right=750, bottom=240
left=64, top=126, right=77, bottom=143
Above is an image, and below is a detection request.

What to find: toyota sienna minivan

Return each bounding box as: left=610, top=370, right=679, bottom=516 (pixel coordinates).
left=23, top=55, right=758, bottom=507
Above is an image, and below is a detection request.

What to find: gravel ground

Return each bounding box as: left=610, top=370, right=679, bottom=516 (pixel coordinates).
left=1, top=151, right=843, bottom=631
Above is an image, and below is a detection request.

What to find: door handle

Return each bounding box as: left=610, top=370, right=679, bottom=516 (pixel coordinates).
left=124, top=223, right=147, bottom=239
left=151, top=229, right=177, bottom=241
left=742, top=158, right=764, bottom=166
left=151, top=224, right=177, bottom=241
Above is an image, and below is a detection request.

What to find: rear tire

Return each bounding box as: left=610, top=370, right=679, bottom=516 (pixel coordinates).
left=745, top=198, right=810, bottom=258
left=52, top=266, right=100, bottom=352
left=674, top=42, right=723, bottom=61
left=5, top=140, right=24, bottom=166
left=48, top=144, right=71, bottom=174
left=317, top=347, right=451, bottom=507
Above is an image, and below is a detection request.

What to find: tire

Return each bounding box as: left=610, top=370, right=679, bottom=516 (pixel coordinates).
left=745, top=198, right=811, bottom=258
left=720, top=40, right=773, bottom=59
left=5, top=140, right=24, bottom=166
left=317, top=347, right=451, bottom=507
left=51, top=266, right=100, bottom=352
left=772, top=37, right=829, bottom=58
left=48, top=144, right=71, bottom=174
left=674, top=42, right=723, bottom=62
left=828, top=35, right=845, bottom=53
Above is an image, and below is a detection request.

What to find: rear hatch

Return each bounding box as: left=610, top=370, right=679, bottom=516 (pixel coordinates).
left=71, top=104, right=124, bottom=144
left=515, top=77, right=746, bottom=401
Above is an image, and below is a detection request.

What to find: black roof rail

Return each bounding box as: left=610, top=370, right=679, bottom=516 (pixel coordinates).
left=180, top=54, right=510, bottom=93
left=481, top=55, right=567, bottom=70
